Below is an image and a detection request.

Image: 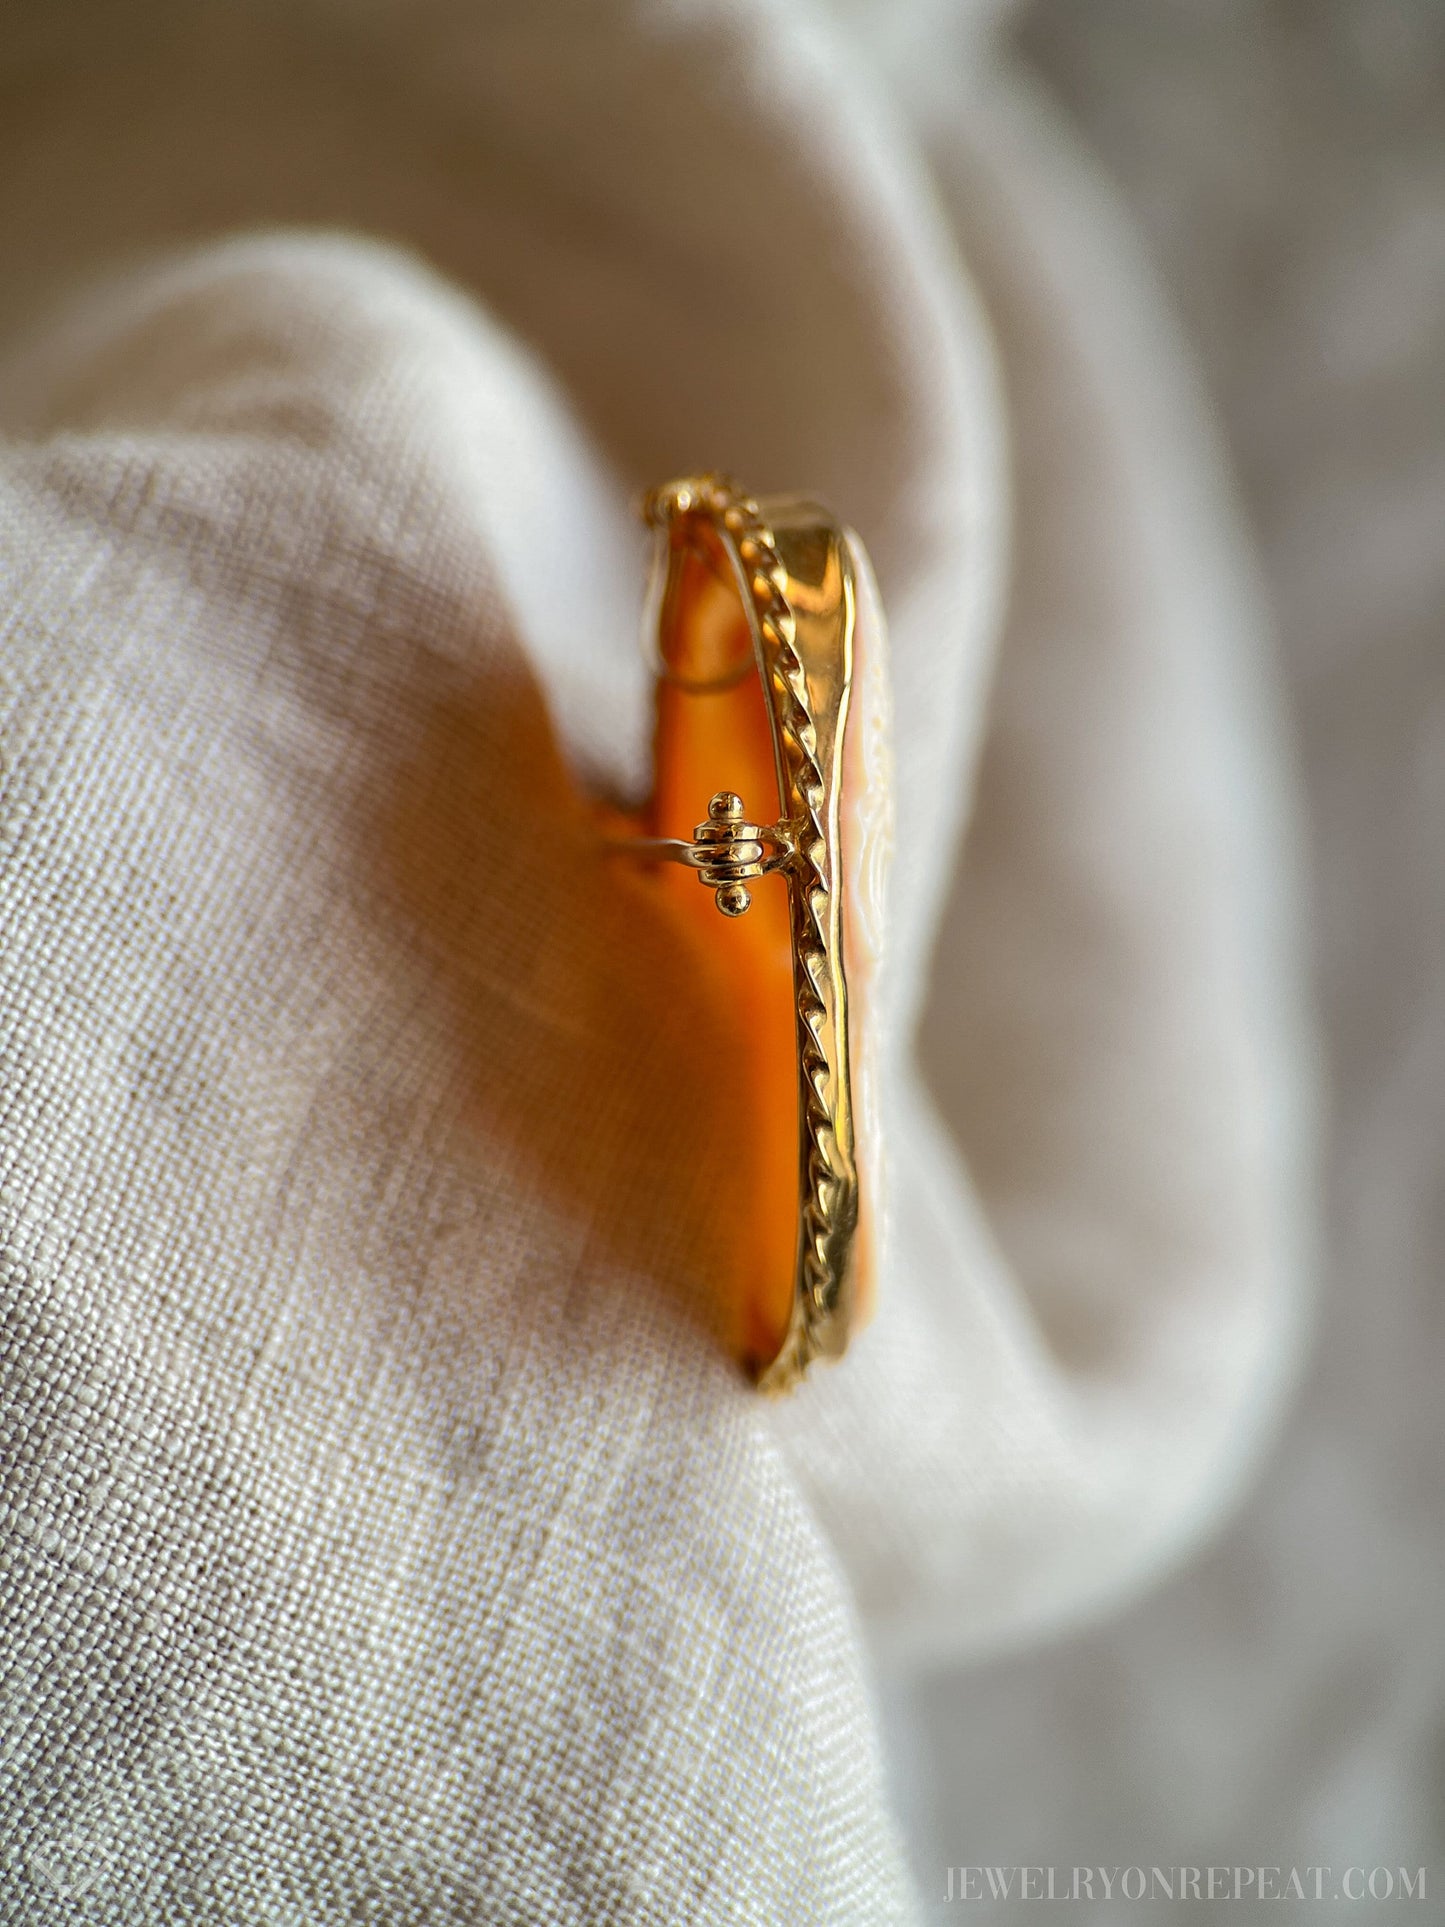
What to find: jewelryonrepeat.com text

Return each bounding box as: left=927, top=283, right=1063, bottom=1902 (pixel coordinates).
left=942, top=1866, right=1427, bottom=1904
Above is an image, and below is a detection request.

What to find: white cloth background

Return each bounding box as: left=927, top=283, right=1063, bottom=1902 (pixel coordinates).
left=882, top=6, right=1445, bottom=1920
left=0, top=2, right=1316, bottom=1920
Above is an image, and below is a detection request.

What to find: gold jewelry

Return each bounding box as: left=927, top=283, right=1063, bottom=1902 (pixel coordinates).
left=610, top=474, right=883, bottom=1393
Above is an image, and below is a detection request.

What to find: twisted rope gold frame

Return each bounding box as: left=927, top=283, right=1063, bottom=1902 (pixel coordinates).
left=640, top=476, right=862, bottom=1392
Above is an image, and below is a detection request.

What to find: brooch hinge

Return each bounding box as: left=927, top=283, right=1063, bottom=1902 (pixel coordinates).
left=609, top=790, right=798, bottom=916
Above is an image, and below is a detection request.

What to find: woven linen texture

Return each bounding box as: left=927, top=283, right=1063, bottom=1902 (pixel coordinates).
left=0, top=238, right=915, bottom=1920
left=0, top=1, right=1315, bottom=1918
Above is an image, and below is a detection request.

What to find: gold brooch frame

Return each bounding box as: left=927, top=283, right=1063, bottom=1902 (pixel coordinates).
left=626, top=475, right=864, bottom=1392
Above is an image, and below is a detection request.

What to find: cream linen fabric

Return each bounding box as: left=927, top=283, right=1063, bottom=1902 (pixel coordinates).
left=0, top=2, right=1314, bottom=1920
left=872, top=8, right=1444, bottom=1912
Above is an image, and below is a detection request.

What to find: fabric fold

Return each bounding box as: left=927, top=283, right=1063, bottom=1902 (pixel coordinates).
left=0, top=2, right=1315, bottom=1917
